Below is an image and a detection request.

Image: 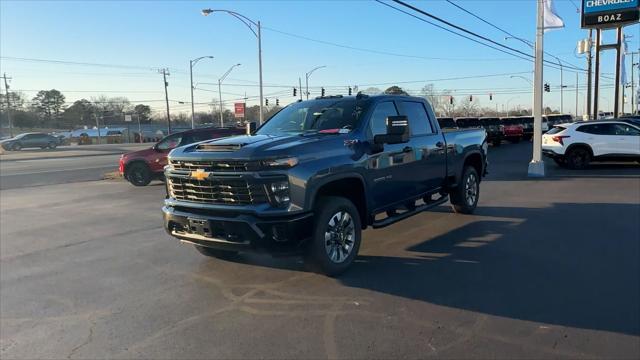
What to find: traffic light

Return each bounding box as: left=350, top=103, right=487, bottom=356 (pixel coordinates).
left=321, top=87, right=325, bottom=97
left=348, top=87, right=352, bottom=96
left=489, top=93, right=493, bottom=101
left=293, top=87, right=297, bottom=97
left=544, top=83, right=551, bottom=92
left=469, top=95, right=473, bottom=102
left=449, top=96, right=454, bottom=105
left=276, top=98, right=279, bottom=106
left=265, top=98, right=269, bottom=106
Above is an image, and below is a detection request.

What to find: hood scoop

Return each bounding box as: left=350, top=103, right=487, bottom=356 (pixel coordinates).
left=195, top=143, right=245, bottom=152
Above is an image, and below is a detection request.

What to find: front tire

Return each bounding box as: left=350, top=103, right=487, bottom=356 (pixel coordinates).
left=126, top=162, right=152, bottom=186
left=305, top=196, right=361, bottom=276
left=450, top=166, right=480, bottom=214
left=48, top=142, right=57, bottom=149
left=12, top=143, right=22, bottom=151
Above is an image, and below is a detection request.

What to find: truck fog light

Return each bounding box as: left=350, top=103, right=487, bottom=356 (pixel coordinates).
left=269, top=181, right=290, bottom=206
left=270, top=181, right=289, bottom=193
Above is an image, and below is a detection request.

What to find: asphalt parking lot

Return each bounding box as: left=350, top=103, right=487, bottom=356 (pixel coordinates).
left=1, top=142, right=639, bottom=359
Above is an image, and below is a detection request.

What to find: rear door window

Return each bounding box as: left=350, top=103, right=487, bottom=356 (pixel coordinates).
left=401, top=101, right=433, bottom=135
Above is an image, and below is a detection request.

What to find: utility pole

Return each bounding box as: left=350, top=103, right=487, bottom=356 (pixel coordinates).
left=631, top=52, right=638, bottom=115
left=95, top=113, right=101, bottom=144
left=2, top=73, right=13, bottom=137
left=594, top=29, right=601, bottom=120
left=298, top=77, right=303, bottom=101
left=159, top=68, right=171, bottom=134
left=190, top=60, right=195, bottom=129
left=614, top=27, right=623, bottom=118
left=587, top=30, right=593, bottom=119
left=575, top=72, right=579, bottom=118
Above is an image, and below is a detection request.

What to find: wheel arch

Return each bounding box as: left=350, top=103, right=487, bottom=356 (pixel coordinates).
left=309, top=174, right=369, bottom=229
left=565, top=143, right=594, bottom=157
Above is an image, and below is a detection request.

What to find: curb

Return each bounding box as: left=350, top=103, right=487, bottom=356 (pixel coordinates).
left=0, top=151, right=127, bottom=163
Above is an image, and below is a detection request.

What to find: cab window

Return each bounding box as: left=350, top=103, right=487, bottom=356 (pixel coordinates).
left=402, top=101, right=433, bottom=135
left=369, top=101, right=399, bottom=137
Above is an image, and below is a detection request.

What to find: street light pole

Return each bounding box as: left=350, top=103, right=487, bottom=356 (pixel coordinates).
left=305, top=65, right=326, bottom=100
left=505, top=96, right=518, bottom=116
left=201, top=9, right=263, bottom=124
left=218, top=63, right=241, bottom=128
left=510, top=75, right=533, bottom=86
left=190, top=56, right=214, bottom=129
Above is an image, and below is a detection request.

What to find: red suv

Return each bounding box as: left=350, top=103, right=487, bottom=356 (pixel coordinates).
left=119, top=127, right=245, bottom=186
left=500, top=117, right=524, bottom=143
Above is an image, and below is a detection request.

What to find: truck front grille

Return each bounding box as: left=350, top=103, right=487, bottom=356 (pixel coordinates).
left=170, top=160, right=258, bottom=172
left=168, top=177, right=268, bottom=205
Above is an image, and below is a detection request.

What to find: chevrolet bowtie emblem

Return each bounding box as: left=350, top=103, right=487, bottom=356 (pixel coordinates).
left=189, top=169, right=210, bottom=181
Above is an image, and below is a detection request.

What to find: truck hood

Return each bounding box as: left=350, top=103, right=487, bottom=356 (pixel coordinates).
left=169, top=134, right=344, bottom=161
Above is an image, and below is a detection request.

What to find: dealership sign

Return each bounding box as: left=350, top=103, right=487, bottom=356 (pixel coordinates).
left=234, top=102, right=246, bottom=118
left=582, top=0, right=639, bottom=28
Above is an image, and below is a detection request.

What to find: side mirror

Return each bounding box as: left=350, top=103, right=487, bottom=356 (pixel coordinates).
left=246, top=122, right=257, bottom=135
left=374, top=115, right=410, bottom=145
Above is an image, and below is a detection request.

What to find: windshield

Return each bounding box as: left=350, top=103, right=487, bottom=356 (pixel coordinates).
left=256, top=98, right=364, bottom=136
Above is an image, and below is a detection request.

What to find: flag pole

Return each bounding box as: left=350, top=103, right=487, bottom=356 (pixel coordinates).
left=528, top=0, right=546, bottom=177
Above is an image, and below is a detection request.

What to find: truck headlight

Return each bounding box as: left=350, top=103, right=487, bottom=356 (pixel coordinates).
left=263, top=157, right=298, bottom=169
left=268, top=181, right=290, bottom=206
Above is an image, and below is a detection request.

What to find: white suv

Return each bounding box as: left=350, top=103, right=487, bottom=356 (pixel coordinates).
left=542, top=120, right=640, bottom=169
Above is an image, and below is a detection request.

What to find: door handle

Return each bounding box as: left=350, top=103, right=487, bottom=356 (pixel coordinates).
left=402, top=146, right=412, bottom=153
left=435, top=141, right=445, bottom=148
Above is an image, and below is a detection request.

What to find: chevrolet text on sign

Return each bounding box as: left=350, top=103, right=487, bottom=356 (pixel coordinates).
left=581, top=0, right=640, bottom=28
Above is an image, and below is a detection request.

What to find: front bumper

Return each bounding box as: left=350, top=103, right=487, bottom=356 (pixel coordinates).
left=162, top=205, right=313, bottom=255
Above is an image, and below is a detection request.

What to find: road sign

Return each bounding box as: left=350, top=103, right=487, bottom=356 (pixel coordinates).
left=581, top=0, right=639, bottom=29
left=124, top=114, right=132, bottom=122
left=234, top=103, right=245, bottom=118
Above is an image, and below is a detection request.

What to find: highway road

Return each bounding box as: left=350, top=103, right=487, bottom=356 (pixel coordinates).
left=1, top=142, right=639, bottom=359
left=0, top=154, right=121, bottom=190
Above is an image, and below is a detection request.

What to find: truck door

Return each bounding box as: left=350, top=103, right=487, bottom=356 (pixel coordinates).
left=366, top=101, right=420, bottom=211
left=398, top=100, right=447, bottom=194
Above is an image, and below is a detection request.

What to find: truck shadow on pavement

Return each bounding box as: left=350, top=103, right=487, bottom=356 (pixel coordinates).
left=338, top=202, right=640, bottom=336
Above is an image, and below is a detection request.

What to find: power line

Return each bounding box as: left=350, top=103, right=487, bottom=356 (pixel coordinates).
left=262, top=25, right=513, bottom=62
left=445, top=0, right=586, bottom=71
left=376, top=0, right=585, bottom=73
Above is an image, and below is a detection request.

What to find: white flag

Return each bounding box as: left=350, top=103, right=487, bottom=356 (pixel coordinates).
left=543, top=0, right=565, bottom=31
left=621, top=39, right=628, bottom=85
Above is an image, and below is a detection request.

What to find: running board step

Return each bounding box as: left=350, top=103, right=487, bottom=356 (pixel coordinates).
left=372, top=195, right=449, bottom=229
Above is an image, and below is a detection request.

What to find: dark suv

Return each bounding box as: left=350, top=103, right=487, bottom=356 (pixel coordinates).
left=0, top=133, right=60, bottom=151
left=119, top=127, right=245, bottom=186
left=479, top=117, right=504, bottom=146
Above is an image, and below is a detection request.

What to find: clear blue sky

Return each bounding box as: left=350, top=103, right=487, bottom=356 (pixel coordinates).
left=1, top=0, right=638, bottom=117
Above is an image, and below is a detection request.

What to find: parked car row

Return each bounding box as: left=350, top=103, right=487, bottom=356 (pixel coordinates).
left=437, top=115, right=573, bottom=146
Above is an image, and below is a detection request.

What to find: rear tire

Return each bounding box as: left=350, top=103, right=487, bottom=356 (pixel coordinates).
left=194, top=245, right=238, bottom=259
left=304, top=196, right=361, bottom=276
left=566, top=147, right=591, bottom=170
left=126, top=162, right=152, bottom=186
left=450, top=166, right=480, bottom=214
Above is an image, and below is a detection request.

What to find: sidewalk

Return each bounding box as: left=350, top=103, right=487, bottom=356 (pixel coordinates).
left=0, top=143, right=150, bottom=162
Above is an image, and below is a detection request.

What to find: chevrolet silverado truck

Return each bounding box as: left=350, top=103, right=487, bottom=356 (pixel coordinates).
left=163, top=94, right=488, bottom=275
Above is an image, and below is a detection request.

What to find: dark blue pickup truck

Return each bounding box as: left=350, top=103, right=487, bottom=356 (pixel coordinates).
left=163, top=94, right=488, bottom=275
